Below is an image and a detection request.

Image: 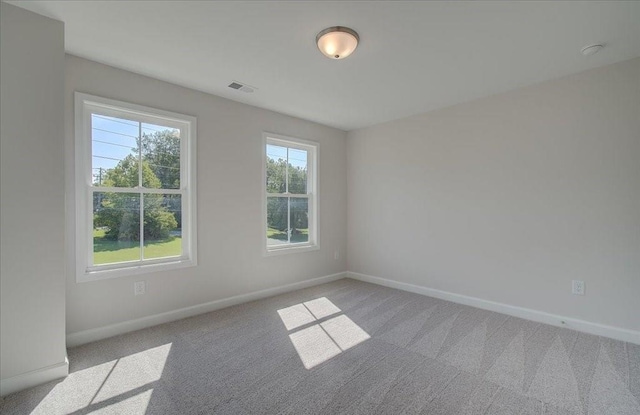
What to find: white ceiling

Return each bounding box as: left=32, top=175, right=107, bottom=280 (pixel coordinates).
left=8, top=1, right=640, bottom=131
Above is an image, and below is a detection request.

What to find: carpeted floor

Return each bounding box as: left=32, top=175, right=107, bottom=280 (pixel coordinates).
left=1, top=278, right=639, bottom=414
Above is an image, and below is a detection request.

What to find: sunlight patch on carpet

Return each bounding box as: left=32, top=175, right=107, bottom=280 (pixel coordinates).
left=279, top=298, right=370, bottom=369
left=31, top=343, right=172, bottom=414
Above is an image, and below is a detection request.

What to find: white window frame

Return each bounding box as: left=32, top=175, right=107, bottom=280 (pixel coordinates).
left=74, top=92, right=197, bottom=282
left=263, top=132, right=319, bottom=256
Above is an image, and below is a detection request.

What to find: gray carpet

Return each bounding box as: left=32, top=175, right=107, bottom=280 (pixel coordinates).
left=1, top=279, right=639, bottom=414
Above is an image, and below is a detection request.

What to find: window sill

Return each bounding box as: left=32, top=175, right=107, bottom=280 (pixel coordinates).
left=264, top=244, right=319, bottom=257
left=77, top=258, right=196, bottom=283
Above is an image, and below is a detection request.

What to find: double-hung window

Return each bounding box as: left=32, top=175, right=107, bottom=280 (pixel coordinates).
left=75, top=93, right=197, bottom=281
left=264, top=133, right=318, bottom=254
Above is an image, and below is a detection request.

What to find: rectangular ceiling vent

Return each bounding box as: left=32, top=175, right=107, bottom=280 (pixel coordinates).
left=228, top=81, right=255, bottom=93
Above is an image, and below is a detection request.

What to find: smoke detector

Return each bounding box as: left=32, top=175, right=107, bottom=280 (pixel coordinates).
left=228, top=81, right=256, bottom=93
left=581, top=44, right=604, bottom=56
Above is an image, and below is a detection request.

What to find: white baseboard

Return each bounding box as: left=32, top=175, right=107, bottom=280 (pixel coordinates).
left=1, top=356, right=69, bottom=397
left=347, top=271, right=640, bottom=345
left=67, top=272, right=347, bottom=347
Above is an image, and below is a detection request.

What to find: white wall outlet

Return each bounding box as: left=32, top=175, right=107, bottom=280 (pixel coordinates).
left=334, top=249, right=339, bottom=260
left=572, top=280, right=585, bottom=296
left=134, top=281, right=146, bottom=296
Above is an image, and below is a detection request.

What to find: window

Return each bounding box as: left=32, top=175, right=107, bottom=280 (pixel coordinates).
left=263, top=133, right=318, bottom=255
left=75, top=93, right=196, bottom=281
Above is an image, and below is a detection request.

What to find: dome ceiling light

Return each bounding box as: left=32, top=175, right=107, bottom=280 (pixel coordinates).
left=316, top=26, right=359, bottom=60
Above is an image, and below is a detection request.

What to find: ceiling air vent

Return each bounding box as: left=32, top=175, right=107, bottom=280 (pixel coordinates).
left=228, top=81, right=255, bottom=93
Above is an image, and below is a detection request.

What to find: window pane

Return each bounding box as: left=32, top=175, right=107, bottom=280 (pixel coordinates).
left=267, top=196, right=289, bottom=246
left=141, top=124, right=181, bottom=189
left=288, top=148, right=308, bottom=194
left=266, top=144, right=287, bottom=193
left=290, top=197, right=309, bottom=243
left=92, top=114, right=140, bottom=188
left=93, top=192, right=141, bottom=265
left=143, top=194, right=182, bottom=259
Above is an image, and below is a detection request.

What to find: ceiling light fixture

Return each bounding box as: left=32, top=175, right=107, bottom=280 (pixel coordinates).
left=316, top=26, right=359, bottom=60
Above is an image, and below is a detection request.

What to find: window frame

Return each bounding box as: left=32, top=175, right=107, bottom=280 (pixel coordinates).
left=74, top=92, right=197, bottom=282
left=262, top=132, right=319, bottom=256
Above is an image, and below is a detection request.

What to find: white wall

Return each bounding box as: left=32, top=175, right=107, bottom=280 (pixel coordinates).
left=0, top=3, right=68, bottom=394
left=347, top=58, right=640, bottom=332
left=64, top=55, right=347, bottom=335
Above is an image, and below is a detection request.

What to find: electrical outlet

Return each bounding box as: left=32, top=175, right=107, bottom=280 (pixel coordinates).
left=572, top=280, right=585, bottom=296
left=134, top=281, right=146, bottom=296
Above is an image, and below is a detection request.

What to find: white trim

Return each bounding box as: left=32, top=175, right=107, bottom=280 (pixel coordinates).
left=73, top=92, right=197, bottom=282
left=87, top=187, right=184, bottom=194
left=0, top=357, right=69, bottom=397
left=84, top=258, right=196, bottom=281
left=67, top=272, right=346, bottom=347
left=347, top=271, right=640, bottom=345
left=264, top=244, right=320, bottom=257
left=263, top=132, right=319, bottom=151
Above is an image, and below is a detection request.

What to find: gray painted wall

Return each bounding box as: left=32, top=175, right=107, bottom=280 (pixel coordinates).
left=64, top=56, right=348, bottom=335
left=347, top=58, right=640, bottom=332
left=1, top=2, right=67, bottom=382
